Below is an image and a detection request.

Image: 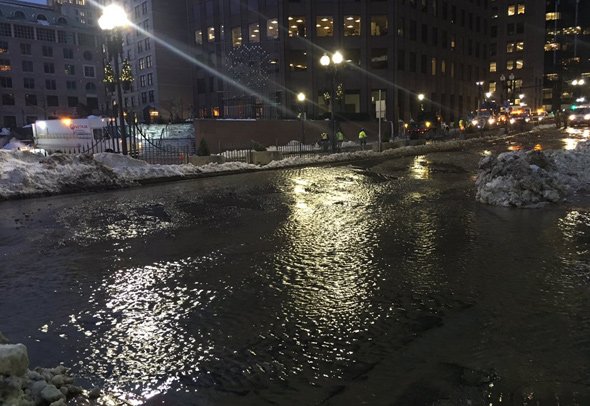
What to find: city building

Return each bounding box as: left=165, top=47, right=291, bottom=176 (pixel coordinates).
left=543, top=0, right=590, bottom=111
left=0, top=0, right=105, bottom=128
left=191, top=0, right=491, bottom=124
left=486, top=0, right=545, bottom=111
left=115, top=0, right=193, bottom=123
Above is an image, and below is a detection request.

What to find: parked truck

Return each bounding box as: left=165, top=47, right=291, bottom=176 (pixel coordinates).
left=32, top=117, right=116, bottom=154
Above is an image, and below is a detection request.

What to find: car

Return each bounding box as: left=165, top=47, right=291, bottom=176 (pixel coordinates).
left=567, top=105, right=590, bottom=127
left=407, top=112, right=443, bottom=139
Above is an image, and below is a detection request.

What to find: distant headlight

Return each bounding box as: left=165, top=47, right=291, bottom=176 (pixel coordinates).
left=525, top=117, right=530, bottom=122
left=584, top=114, right=590, bottom=120
left=510, top=118, right=516, bottom=124
left=569, top=114, right=576, bottom=121
left=472, top=119, right=478, bottom=126
left=425, top=121, right=432, bottom=128
left=488, top=118, right=495, bottom=125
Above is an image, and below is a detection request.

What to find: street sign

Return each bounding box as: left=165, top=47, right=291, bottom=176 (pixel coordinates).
left=376, top=100, right=386, bottom=119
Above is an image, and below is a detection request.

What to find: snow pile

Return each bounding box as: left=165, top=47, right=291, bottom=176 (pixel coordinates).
left=0, top=332, right=99, bottom=405
left=476, top=141, right=590, bottom=207
left=0, top=151, right=124, bottom=199
left=94, top=152, right=202, bottom=181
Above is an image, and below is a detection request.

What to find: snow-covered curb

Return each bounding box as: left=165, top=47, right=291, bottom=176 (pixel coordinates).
left=476, top=141, right=590, bottom=207
left=1, top=136, right=502, bottom=200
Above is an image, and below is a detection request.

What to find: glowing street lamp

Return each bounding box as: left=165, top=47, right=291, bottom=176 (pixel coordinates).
left=417, top=93, right=425, bottom=111
left=296, top=92, right=306, bottom=146
left=320, top=51, right=344, bottom=153
left=99, top=4, right=130, bottom=155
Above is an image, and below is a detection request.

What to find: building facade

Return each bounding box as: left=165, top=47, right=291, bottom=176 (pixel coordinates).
left=117, top=0, right=193, bottom=123
left=0, top=0, right=105, bottom=128
left=487, top=0, right=545, bottom=110
left=191, top=0, right=491, bottom=124
left=543, top=0, right=590, bottom=111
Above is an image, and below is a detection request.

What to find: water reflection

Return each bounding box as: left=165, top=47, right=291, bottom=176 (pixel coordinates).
left=64, top=256, right=221, bottom=404
left=269, top=168, right=382, bottom=380
left=410, top=156, right=431, bottom=179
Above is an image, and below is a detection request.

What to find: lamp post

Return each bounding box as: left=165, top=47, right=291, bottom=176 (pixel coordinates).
left=320, top=51, right=343, bottom=153
left=296, top=92, right=306, bottom=150
left=417, top=93, right=425, bottom=112
left=508, top=72, right=515, bottom=106
left=99, top=4, right=129, bottom=156
left=475, top=81, right=484, bottom=113
left=571, top=78, right=585, bottom=102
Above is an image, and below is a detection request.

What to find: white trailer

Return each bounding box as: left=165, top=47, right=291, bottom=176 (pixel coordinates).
left=32, top=117, right=117, bottom=153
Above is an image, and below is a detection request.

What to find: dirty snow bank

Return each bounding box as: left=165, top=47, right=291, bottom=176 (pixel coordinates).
left=0, top=151, right=125, bottom=199
left=476, top=141, right=590, bottom=207
left=0, top=332, right=100, bottom=405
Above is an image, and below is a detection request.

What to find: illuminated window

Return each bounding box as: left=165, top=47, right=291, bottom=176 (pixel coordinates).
left=343, top=15, right=361, bottom=36
left=506, top=60, right=514, bottom=70
left=370, top=16, right=388, bottom=36
left=267, top=19, right=279, bottom=39
left=544, top=42, right=559, bottom=51
left=0, top=41, right=7, bottom=54
left=231, top=26, right=242, bottom=47
left=507, top=5, right=515, bottom=16
left=516, top=41, right=524, bottom=51
left=489, top=61, right=496, bottom=72
left=248, top=23, right=260, bottom=43
left=515, top=59, right=524, bottom=69
left=431, top=57, right=437, bottom=75
left=441, top=59, right=446, bottom=74
left=489, top=81, right=497, bottom=93
left=207, top=27, right=215, bottom=42
left=0, top=58, right=10, bottom=72
left=195, top=30, right=202, bottom=45
left=288, top=16, right=306, bottom=38
left=506, top=42, right=514, bottom=53
left=316, top=16, right=333, bottom=37
left=517, top=4, right=525, bottom=14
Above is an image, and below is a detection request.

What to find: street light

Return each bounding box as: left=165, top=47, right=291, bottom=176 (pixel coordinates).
left=296, top=92, right=306, bottom=149
left=320, top=51, right=344, bottom=153
left=417, top=93, right=425, bottom=112
left=99, top=4, right=130, bottom=155
left=508, top=72, right=515, bottom=105
left=475, top=81, right=484, bottom=112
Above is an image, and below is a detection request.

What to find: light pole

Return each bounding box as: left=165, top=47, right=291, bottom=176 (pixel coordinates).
left=508, top=72, right=515, bottom=106
left=475, top=81, right=484, bottom=113
left=99, top=4, right=129, bottom=156
left=571, top=78, right=585, bottom=103
left=320, top=51, right=343, bottom=153
left=296, top=92, right=306, bottom=150
left=417, top=93, right=425, bottom=113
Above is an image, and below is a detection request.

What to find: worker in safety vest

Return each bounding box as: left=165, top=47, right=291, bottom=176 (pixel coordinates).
left=358, top=128, right=367, bottom=150
left=335, top=130, right=344, bottom=152
left=320, top=132, right=329, bottom=152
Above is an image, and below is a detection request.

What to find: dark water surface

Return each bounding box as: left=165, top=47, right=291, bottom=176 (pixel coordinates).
left=1, top=136, right=590, bottom=405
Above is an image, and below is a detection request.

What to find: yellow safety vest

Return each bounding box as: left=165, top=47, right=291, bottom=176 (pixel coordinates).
left=359, top=130, right=367, bottom=139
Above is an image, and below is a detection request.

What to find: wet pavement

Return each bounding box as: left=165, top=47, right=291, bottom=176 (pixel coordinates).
left=1, top=127, right=590, bottom=405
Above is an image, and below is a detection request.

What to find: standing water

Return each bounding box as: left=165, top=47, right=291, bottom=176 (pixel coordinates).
left=1, top=138, right=590, bottom=405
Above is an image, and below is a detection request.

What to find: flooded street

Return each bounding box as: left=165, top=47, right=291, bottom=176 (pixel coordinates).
left=1, top=129, right=590, bottom=405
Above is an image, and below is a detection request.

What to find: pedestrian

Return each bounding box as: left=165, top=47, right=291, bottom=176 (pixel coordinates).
left=335, top=129, right=344, bottom=152
left=358, top=128, right=367, bottom=150
left=320, top=131, right=329, bottom=152
left=555, top=110, right=561, bottom=129
left=562, top=110, right=568, bottom=129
